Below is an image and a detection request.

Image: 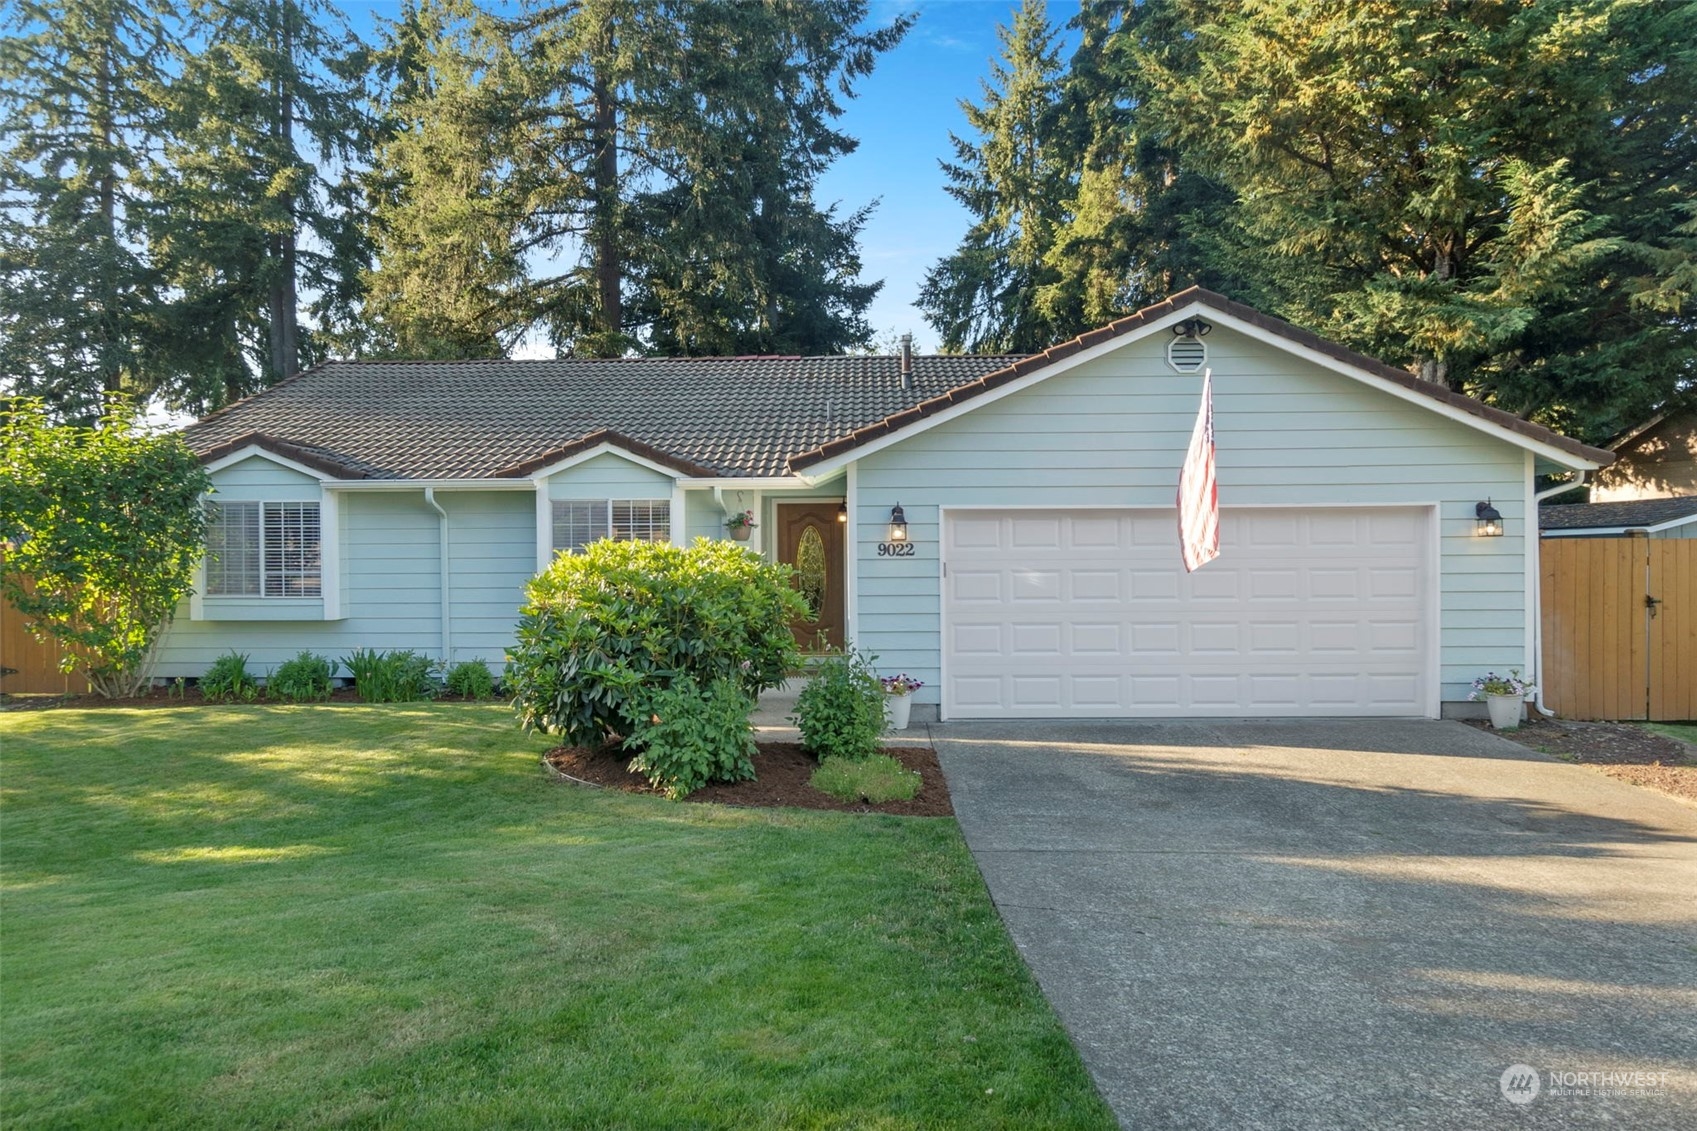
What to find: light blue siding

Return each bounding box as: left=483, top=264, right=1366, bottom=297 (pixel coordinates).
left=545, top=452, right=672, bottom=499
left=685, top=490, right=727, bottom=541
left=441, top=491, right=534, bottom=665
left=851, top=325, right=1531, bottom=709
left=206, top=454, right=318, bottom=500
left=160, top=490, right=445, bottom=676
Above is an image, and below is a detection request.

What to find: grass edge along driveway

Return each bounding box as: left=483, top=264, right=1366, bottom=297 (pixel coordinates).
left=0, top=703, right=1112, bottom=1130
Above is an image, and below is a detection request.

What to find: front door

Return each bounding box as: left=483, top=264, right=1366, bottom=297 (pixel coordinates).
left=776, top=501, right=845, bottom=653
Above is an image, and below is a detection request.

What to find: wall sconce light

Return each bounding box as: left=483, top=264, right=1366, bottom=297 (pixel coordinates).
left=1171, top=317, right=1212, bottom=339
left=887, top=503, right=909, bottom=543
left=1475, top=499, right=1504, bottom=537
left=837, top=501, right=848, bottom=524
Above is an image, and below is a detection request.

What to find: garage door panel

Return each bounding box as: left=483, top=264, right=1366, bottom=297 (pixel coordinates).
left=943, top=507, right=1433, bottom=718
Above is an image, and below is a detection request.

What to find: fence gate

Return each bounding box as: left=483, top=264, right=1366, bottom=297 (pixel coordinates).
left=1541, top=536, right=1695, bottom=721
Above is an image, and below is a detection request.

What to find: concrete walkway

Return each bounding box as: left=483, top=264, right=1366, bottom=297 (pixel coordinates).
left=932, top=719, right=1697, bottom=1130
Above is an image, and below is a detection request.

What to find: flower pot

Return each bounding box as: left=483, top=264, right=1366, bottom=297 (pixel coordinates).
left=1486, top=692, right=1523, bottom=730
left=728, top=525, right=751, bottom=542
left=886, top=691, right=913, bottom=731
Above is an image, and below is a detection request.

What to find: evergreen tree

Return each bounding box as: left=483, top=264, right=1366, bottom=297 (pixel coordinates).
left=147, top=0, right=371, bottom=405
left=0, top=0, right=172, bottom=422
left=918, top=0, right=1073, bottom=354
left=1139, top=0, right=1697, bottom=440
left=364, top=0, right=905, bottom=359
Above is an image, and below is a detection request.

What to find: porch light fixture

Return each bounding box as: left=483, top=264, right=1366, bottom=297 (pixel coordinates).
left=837, top=501, right=848, bottom=523
left=887, top=503, right=909, bottom=543
left=1475, top=499, right=1504, bottom=537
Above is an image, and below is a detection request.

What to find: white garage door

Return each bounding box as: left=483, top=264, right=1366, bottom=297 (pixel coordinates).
left=943, top=507, right=1433, bottom=719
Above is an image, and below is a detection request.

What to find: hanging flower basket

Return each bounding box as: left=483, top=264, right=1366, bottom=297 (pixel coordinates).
left=725, top=510, right=757, bottom=541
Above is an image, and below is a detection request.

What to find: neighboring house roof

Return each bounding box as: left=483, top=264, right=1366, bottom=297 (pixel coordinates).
left=182, top=355, right=1022, bottom=479
left=787, top=288, right=1612, bottom=471
left=1540, top=496, right=1697, bottom=531
left=181, top=287, right=1611, bottom=481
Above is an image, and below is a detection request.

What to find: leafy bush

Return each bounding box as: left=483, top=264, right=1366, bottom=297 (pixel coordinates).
left=508, top=538, right=808, bottom=745
left=268, top=651, right=336, bottom=702
left=792, top=651, right=886, bottom=761
left=340, top=648, right=436, bottom=703
left=445, top=660, right=496, bottom=700
left=201, top=652, right=259, bottom=702
left=623, top=676, right=757, bottom=799
left=811, top=755, right=921, bottom=804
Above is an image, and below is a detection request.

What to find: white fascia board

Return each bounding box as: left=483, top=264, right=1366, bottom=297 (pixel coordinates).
left=1194, top=308, right=1605, bottom=471
left=796, top=300, right=1602, bottom=478
left=202, top=444, right=334, bottom=481
left=325, top=478, right=534, bottom=491
left=680, top=475, right=828, bottom=490
left=528, top=442, right=684, bottom=483
left=791, top=324, right=1174, bottom=480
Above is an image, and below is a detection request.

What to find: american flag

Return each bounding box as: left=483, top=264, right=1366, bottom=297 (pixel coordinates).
left=1177, top=368, right=1219, bottom=572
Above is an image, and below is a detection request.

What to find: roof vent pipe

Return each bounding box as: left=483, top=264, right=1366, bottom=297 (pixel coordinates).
left=899, top=332, right=913, bottom=391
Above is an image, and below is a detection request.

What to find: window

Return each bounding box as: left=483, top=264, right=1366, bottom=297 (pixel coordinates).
left=552, top=499, right=670, bottom=553
left=205, top=501, right=322, bottom=597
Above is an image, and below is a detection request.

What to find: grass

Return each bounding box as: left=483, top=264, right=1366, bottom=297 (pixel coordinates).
left=811, top=755, right=922, bottom=804
left=1646, top=722, right=1697, bottom=750
left=0, top=704, right=1112, bottom=1130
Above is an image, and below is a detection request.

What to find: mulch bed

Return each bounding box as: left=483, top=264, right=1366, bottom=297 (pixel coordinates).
left=1465, top=716, right=1697, bottom=804
left=544, top=741, right=954, bottom=816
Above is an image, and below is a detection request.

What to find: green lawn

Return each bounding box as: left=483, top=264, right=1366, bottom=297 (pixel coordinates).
left=0, top=704, right=1112, bottom=1130
left=1647, top=721, right=1697, bottom=749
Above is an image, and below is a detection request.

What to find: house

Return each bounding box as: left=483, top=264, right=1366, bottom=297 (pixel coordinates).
left=1539, top=496, right=1697, bottom=539
left=162, top=288, right=1611, bottom=720
left=1589, top=406, right=1697, bottom=502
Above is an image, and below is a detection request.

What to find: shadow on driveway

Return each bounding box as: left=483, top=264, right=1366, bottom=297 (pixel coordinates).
left=932, top=718, right=1697, bottom=1131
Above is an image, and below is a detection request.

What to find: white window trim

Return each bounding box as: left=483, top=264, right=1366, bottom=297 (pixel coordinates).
left=192, top=488, right=339, bottom=619
left=539, top=496, right=674, bottom=567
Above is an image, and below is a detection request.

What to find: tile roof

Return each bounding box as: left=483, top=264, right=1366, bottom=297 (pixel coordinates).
left=1539, top=496, right=1697, bottom=530
left=181, top=354, right=1023, bottom=479
left=786, top=287, right=1614, bottom=471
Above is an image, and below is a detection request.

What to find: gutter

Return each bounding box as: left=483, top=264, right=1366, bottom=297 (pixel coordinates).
left=1531, top=471, right=1587, bottom=717
left=424, top=488, right=452, bottom=664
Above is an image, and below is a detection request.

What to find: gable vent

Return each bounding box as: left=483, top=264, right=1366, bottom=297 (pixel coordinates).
left=1167, top=335, right=1208, bottom=373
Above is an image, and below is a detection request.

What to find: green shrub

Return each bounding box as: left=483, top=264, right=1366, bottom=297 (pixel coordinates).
left=811, top=754, right=921, bottom=804
left=792, top=650, right=885, bottom=761
left=268, top=651, right=336, bottom=702
left=200, top=652, right=259, bottom=702
left=340, top=647, right=436, bottom=703
left=444, top=660, right=496, bottom=700
left=508, top=538, right=808, bottom=745
left=623, top=676, right=757, bottom=799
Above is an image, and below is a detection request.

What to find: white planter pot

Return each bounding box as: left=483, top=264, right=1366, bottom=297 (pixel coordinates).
left=1486, top=693, right=1523, bottom=730
left=886, top=692, right=913, bottom=731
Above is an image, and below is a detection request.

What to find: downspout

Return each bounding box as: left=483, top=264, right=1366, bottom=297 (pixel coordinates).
left=424, top=488, right=451, bottom=664
left=1531, top=471, right=1586, bottom=717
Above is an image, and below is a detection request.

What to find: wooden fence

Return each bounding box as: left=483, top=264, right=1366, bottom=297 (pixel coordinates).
left=0, top=586, right=89, bottom=696
left=1541, top=536, right=1695, bottom=721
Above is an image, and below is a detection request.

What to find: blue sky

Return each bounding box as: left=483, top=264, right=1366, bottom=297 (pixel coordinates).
left=341, top=0, right=1082, bottom=353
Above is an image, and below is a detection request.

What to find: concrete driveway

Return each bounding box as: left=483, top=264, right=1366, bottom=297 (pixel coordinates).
left=932, top=719, right=1697, bottom=1130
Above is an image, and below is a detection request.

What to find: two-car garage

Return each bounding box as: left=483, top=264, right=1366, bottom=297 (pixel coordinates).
left=941, top=507, right=1435, bottom=719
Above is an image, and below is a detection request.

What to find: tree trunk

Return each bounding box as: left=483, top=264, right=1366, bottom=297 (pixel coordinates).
left=590, top=55, right=622, bottom=354
left=95, top=29, right=122, bottom=400
left=267, top=2, right=299, bottom=382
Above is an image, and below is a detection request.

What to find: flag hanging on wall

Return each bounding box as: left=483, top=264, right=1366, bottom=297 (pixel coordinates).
left=1177, top=368, right=1220, bottom=572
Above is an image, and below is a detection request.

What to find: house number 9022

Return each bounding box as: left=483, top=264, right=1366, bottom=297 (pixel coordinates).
left=876, top=542, right=916, bottom=557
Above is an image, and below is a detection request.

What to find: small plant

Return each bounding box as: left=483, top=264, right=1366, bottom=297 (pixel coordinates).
left=444, top=660, right=496, bottom=700
left=1468, top=670, right=1535, bottom=699
left=724, top=509, right=757, bottom=532
left=624, top=676, right=757, bottom=799
left=268, top=651, right=337, bottom=703
left=880, top=673, right=924, bottom=696
left=792, top=650, right=886, bottom=761
left=340, top=647, right=437, bottom=703
left=169, top=677, right=187, bottom=700
left=811, top=755, right=921, bottom=804
left=200, top=651, right=259, bottom=702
